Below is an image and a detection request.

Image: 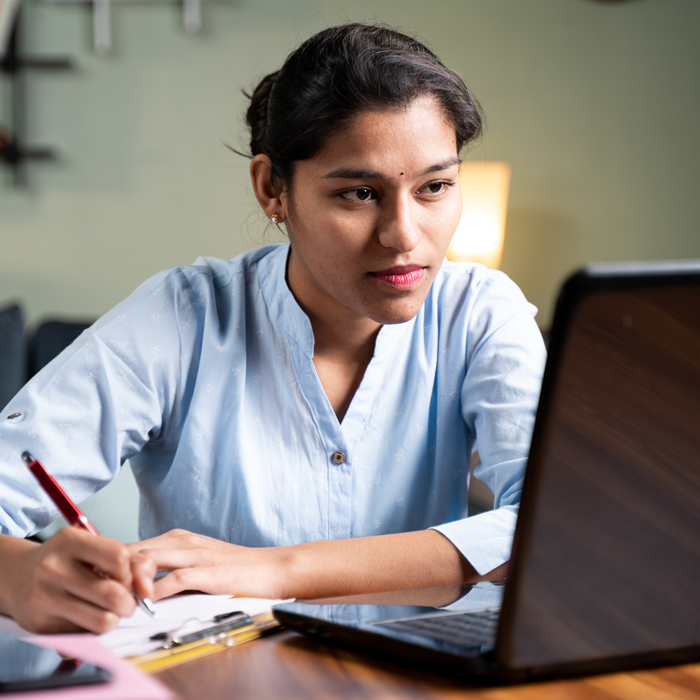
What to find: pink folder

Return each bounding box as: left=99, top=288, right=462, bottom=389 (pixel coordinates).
left=2, top=634, right=177, bottom=700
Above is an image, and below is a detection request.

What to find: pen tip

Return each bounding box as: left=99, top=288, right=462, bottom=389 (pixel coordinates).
left=21, top=451, right=33, bottom=465
left=143, top=597, right=157, bottom=619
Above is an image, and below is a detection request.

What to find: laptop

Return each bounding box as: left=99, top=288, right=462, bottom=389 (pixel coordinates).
left=273, top=260, right=700, bottom=683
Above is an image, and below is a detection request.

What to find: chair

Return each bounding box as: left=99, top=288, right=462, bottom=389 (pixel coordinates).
left=26, top=319, right=94, bottom=379
left=0, top=303, right=25, bottom=410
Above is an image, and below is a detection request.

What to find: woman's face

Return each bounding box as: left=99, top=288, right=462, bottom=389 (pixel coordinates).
left=281, top=95, right=463, bottom=328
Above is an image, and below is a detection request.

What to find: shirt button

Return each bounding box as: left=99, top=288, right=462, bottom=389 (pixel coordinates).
left=331, top=451, right=346, bottom=465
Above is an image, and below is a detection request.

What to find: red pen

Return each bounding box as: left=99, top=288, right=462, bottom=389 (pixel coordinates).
left=22, top=450, right=156, bottom=619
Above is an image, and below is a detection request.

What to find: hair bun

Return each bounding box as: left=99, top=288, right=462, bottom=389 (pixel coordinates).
left=245, top=71, right=279, bottom=156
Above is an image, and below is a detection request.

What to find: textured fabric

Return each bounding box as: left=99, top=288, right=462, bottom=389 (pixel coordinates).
left=0, top=244, right=546, bottom=575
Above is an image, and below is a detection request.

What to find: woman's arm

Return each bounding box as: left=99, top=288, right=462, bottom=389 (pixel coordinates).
left=0, top=530, right=155, bottom=633
left=0, top=269, right=197, bottom=633
left=130, top=528, right=507, bottom=601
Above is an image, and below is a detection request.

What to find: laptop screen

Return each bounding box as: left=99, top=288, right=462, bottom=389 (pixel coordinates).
left=500, top=265, right=700, bottom=670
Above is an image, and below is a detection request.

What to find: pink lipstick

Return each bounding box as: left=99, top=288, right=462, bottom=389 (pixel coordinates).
left=370, top=265, right=425, bottom=291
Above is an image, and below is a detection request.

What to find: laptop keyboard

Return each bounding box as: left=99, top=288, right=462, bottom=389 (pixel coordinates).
left=375, top=608, right=500, bottom=647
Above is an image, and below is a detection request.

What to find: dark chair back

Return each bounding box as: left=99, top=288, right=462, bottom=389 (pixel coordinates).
left=27, top=320, right=94, bottom=379
left=0, top=304, right=25, bottom=410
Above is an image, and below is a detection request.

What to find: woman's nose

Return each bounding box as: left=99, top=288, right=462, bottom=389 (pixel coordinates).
left=377, top=196, right=421, bottom=252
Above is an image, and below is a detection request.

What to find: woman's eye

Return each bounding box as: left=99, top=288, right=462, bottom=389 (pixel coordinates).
left=341, top=188, right=375, bottom=202
left=421, top=181, right=450, bottom=196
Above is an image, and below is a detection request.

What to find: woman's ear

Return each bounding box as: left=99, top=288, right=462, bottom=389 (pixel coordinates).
left=250, top=155, right=287, bottom=221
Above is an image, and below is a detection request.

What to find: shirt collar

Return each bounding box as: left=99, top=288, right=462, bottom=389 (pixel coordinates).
left=257, top=242, right=416, bottom=360
left=258, top=243, right=316, bottom=358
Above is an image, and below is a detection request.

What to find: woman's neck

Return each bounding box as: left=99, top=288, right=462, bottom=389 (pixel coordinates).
left=301, top=301, right=381, bottom=423
left=286, top=252, right=382, bottom=421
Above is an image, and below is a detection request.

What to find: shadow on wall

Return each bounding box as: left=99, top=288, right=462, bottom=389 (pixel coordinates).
left=502, top=208, right=580, bottom=326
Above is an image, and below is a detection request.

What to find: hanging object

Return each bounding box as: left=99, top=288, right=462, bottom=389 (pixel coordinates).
left=0, top=0, right=21, bottom=57
left=45, top=0, right=204, bottom=53
left=446, top=161, right=512, bottom=270
left=0, top=7, right=73, bottom=186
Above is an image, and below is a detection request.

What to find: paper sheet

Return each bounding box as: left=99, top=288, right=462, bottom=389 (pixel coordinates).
left=0, top=594, right=285, bottom=659
left=99, top=594, right=285, bottom=657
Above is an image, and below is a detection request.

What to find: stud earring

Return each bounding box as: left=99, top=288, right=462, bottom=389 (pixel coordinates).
left=270, top=214, right=281, bottom=226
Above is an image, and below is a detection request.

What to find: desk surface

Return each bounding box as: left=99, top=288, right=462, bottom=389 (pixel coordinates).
left=154, top=628, right=700, bottom=700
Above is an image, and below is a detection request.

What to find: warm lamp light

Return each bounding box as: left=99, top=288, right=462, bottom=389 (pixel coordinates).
left=446, top=161, right=512, bottom=269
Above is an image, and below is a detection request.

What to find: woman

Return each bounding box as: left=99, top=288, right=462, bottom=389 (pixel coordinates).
left=0, top=24, right=546, bottom=634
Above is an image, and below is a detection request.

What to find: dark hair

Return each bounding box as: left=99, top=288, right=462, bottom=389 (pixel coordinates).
left=240, top=23, right=484, bottom=191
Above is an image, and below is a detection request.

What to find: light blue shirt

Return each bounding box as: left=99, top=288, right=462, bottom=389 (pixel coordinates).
left=0, top=244, right=546, bottom=575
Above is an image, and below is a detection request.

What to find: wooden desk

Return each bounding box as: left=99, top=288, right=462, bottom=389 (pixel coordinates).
left=154, top=628, right=700, bottom=700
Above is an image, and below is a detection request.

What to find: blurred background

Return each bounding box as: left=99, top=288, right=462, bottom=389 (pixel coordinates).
left=2, top=0, right=699, bottom=540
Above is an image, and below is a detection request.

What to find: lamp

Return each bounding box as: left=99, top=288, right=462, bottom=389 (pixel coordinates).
left=445, top=161, right=512, bottom=269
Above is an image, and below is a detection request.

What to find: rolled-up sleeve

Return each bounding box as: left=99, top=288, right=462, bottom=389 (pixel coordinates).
left=432, top=272, right=546, bottom=574
left=0, top=268, right=196, bottom=537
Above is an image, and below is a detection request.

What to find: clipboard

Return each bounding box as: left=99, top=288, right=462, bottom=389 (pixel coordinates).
left=130, top=612, right=281, bottom=674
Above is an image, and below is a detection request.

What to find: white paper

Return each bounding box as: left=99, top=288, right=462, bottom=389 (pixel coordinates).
left=99, top=594, right=285, bottom=658
left=0, top=594, right=285, bottom=658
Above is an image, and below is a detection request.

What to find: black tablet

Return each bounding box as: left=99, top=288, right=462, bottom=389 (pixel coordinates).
left=0, top=633, right=111, bottom=693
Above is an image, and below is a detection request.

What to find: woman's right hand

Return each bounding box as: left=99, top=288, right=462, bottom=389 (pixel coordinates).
left=0, top=528, right=155, bottom=634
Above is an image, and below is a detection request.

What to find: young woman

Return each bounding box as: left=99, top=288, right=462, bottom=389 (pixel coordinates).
left=0, top=24, right=546, bottom=634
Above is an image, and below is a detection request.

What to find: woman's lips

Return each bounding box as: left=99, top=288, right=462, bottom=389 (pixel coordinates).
left=370, top=265, right=426, bottom=291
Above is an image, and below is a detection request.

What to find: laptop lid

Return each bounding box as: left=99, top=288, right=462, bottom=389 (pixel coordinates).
left=274, top=260, right=700, bottom=680
left=497, top=260, right=700, bottom=674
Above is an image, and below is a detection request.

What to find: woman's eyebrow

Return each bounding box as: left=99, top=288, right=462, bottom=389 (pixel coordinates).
left=321, top=157, right=461, bottom=182
left=420, top=156, right=461, bottom=176
left=321, top=167, right=386, bottom=181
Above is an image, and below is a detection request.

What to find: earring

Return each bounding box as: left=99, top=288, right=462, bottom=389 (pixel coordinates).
left=270, top=214, right=282, bottom=226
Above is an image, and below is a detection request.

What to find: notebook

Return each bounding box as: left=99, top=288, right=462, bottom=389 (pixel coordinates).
left=273, top=260, right=700, bottom=682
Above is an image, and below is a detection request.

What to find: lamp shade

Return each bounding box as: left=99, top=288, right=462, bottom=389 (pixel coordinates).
left=445, top=161, right=512, bottom=269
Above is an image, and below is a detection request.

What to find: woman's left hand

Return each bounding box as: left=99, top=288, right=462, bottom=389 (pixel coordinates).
left=126, top=530, right=285, bottom=601
left=128, top=528, right=506, bottom=603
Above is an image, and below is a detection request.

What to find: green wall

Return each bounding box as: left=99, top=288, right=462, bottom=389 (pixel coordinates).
left=2, top=0, right=699, bottom=329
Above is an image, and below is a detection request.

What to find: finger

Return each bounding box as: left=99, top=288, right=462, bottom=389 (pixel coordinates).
left=50, top=528, right=132, bottom=586
left=56, top=564, right=137, bottom=619
left=84, top=540, right=132, bottom=586
left=50, top=590, right=123, bottom=634
left=22, top=584, right=124, bottom=635
left=152, top=567, right=225, bottom=600
left=23, top=615, right=86, bottom=635
left=152, top=565, right=272, bottom=600
left=136, top=547, right=216, bottom=572
left=130, top=552, right=156, bottom=601
left=126, top=529, right=195, bottom=553
left=33, top=538, right=135, bottom=617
